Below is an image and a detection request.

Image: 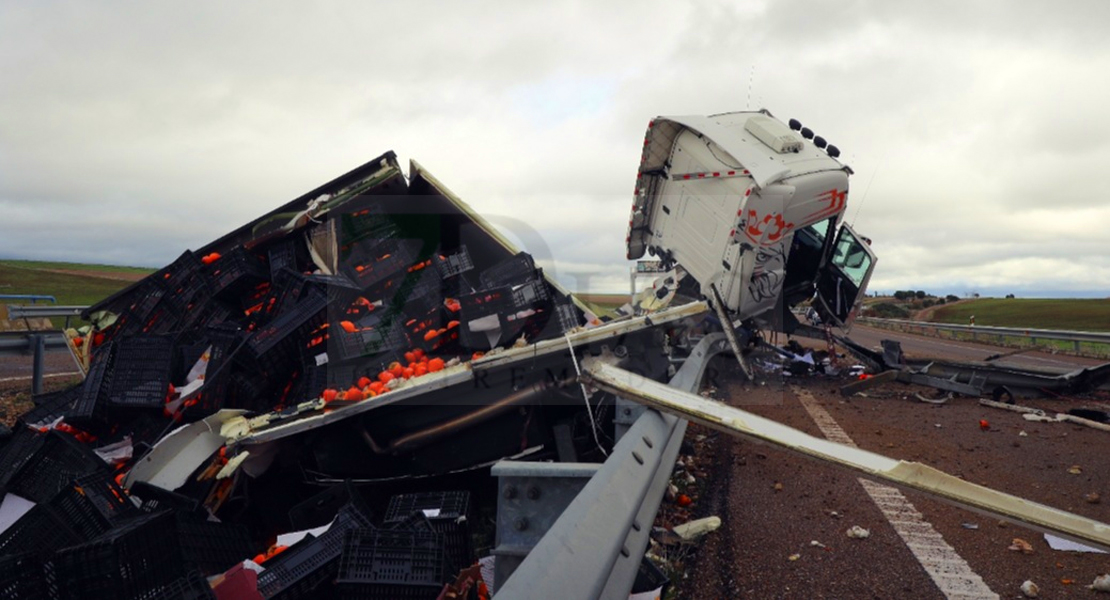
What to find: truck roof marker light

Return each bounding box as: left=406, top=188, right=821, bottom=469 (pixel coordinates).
left=745, top=189, right=751, bottom=196
left=788, top=118, right=802, bottom=131
left=712, top=172, right=720, bottom=177
left=728, top=171, right=735, bottom=176
left=827, top=145, right=841, bottom=158
left=814, top=136, right=827, bottom=149
left=800, top=127, right=814, bottom=140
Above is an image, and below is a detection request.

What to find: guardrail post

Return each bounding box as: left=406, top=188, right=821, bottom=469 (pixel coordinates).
left=31, top=334, right=45, bottom=395
left=1075, top=340, right=1082, bottom=353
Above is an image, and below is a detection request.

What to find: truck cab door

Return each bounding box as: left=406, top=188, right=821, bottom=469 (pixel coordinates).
left=814, top=223, right=876, bottom=329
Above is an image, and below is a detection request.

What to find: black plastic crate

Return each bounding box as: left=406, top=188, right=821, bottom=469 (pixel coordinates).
left=180, top=325, right=244, bottom=419
left=243, top=286, right=328, bottom=375
left=269, top=240, right=300, bottom=281
left=20, top=385, right=81, bottom=428
left=71, top=343, right=115, bottom=421
left=256, top=499, right=374, bottom=600
left=510, top=277, right=550, bottom=309
left=131, top=481, right=202, bottom=514
left=458, top=286, right=514, bottom=321
left=0, top=552, right=49, bottom=600
left=48, top=470, right=139, bottom=540
left=54, top=510, right=184, bottom=600
left=152, top=251, right=204, bottom=290
left=175, top=512, right=257, bottom=576
left=340, top=207, right=398, bottom=247
left=335, top=528, right=447, bottom=600
left=207, top=247, right=267, bottom=298
left=389, top=270, right=443, bottom=315
left=631, top=556, right=670, bottom=598
left=288, top=483, right=353, bottom=531
left=330, top=314, right=408, bottom=363
left=130, top=283, right=168, bottom=324
left=107, top=335, right=175, bottom=409
left=383, top=491, right=471, bottom=573
left=0, top=503, right=83, bottom=557
left=177, top=297, right=236, bottom=333
left=8, top=430, right=109, bottom=503
left=479, top=252, right=537, bottom=289
left=0, top=427, right=45, bottom=489
left=141, top=570, right=216, bottom=600
left=551, top=300, right=582, bottom=333
left=433, top=246, right=474, bottom=279
left=384, top=491, right=469, bottom=523
left=387, top=512, right=435, bottom=535
left=305, top=272, right=363, bottom=307
left=342, top=238, right=421, bottom=291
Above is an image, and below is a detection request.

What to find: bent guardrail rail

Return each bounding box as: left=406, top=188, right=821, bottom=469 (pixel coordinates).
left=495, top=333, right=730, bottom=599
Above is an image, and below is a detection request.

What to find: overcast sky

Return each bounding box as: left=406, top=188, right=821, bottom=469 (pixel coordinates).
left=3, top=0, right=1109, bottom=298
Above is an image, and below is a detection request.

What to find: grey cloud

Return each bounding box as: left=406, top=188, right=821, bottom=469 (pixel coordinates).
left=2, top=0, right=1109, bottom=297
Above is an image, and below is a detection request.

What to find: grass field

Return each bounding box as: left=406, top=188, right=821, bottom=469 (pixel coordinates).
left=928, top=298, right=1110, bottom=332
left=0, top=259, right=152, bottom=277
left=0, top=261, right=151, bottom=327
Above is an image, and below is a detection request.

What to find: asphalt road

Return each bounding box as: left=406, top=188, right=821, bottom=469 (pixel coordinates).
left=678, top=361, right=1110, bottom=599
left=843, top=324, right=1106, bottom=371
left=0, top=348, right=80, bottom=384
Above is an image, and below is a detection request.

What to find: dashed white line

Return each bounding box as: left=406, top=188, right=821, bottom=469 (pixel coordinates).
left=0, top=371, right=82, bottom=384
left=793, top=386, right=998, bottom=600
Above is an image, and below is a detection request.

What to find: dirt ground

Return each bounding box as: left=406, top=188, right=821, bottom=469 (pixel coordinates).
left=665, top=360, right=1110, bottom=599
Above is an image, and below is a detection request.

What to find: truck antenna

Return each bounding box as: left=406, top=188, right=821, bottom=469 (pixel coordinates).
left=747, top=65, right=755, bottom=109
left=850, top=158, right=881, bottom=226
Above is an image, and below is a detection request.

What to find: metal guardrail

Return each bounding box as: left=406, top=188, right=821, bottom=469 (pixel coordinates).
left=495, top=333, right=728, bottom=599
left=859, top=317, right=1110, bottom=353
left=4, top=304, right=91, bottom=330
left=5, top=305, right=88, bottom=320
left=0, top=331, right=70, bottom=394
left=0, top=294, right=57, bottom=304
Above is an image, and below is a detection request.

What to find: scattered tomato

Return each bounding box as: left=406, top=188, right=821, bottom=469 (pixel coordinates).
left=427, top=357, right=445, bottom=372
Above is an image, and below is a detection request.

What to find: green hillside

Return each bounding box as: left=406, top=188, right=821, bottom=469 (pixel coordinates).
left=928, top=298, right=1110, bottom=332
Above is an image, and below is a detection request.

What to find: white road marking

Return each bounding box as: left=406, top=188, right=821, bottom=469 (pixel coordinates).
left=0, top=371, right=82, bottom=384
left=793, top=386, right=998, bottom=600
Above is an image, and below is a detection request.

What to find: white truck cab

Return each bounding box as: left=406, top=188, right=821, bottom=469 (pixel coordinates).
left=626, top=110, right=876, bottom=331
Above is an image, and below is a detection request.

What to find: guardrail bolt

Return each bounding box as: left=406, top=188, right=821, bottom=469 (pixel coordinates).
left=514, top=517, right=529, bottom=531
left=526, top=485, right=541, bottom=500
left=622, top=407, right=632, bottom=417
left=503, top=485, right=518, bottom=499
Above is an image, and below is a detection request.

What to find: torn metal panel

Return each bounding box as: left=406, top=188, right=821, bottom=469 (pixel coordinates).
left=838, top=370, right=898, bottom=396
left=895, top=370, right=982, bottom=396
left=125, top=409, right=245, bottom=491
left=579, top=360, right=1110, bottom=552
left=231, top=301, right=706, bottom=446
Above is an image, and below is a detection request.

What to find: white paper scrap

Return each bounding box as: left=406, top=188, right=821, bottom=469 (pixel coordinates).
left=1044, top=533, right=1107, bottom=553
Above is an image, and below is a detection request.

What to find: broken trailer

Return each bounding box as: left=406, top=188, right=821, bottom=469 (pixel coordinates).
left=0, top=111, right=1106, bottom=600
